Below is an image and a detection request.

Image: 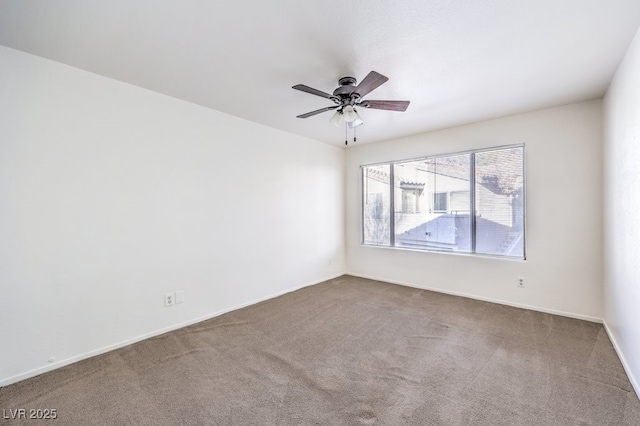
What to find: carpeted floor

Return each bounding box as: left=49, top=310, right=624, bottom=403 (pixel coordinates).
left=1, top=275, right=639, bottom=425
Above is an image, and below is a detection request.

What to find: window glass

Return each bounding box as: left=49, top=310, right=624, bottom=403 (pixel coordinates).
left=393, top=155, right=471, bottom=253
left=362, top=164, right=391, bottom=246
left=474, top=147, right=525, bottom=257
left=361, top=145, right=524, bottom=259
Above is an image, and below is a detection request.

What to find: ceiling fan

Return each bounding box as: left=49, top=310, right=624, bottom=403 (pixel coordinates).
left=292, top=71, right=410, bottom=144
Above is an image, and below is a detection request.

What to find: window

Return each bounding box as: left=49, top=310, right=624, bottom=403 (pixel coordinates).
left=363, top=164, right=391, bottom=246
left=361, top=145, right=525, bottom=258
left=433, top=192, right=448, bottom=213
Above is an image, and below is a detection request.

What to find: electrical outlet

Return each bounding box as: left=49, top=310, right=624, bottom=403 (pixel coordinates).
left=165, top=292, right=175, bottom=307
left=517, top=277, right=525, bottom=288
left=175, top=291, right=185, bottom=304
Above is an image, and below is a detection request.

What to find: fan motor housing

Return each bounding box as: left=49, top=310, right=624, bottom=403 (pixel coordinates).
left=333, top=76, right=357, bottom=98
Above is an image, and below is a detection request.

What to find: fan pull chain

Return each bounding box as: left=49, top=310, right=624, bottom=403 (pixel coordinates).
left=354, top=125, right=357, bottom=143
left=345, top=124, right=348, bottom=146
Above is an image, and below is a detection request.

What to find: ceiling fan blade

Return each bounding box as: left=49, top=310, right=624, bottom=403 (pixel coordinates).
left=296, top=106, right=338, bottom=119
left=353, top=71, right=389, bottom=98
left=360, top=100, right=410, bottom=112
left=292, top=84, right=335, bottom=100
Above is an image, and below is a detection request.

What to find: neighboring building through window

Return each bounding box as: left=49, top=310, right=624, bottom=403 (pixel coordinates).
left=362, top=145, right=525, bottom=258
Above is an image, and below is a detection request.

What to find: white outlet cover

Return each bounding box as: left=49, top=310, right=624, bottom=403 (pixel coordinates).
left=165, top=292, right=175, bottom=307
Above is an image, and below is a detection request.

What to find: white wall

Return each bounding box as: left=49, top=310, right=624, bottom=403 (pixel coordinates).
left=0, top=46, right=345, bottom=385
left=603, top=26, right=640, bottom=394
left=346, top=100, right=603, bottom=321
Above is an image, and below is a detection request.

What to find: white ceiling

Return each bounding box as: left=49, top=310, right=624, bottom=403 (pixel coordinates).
left=1, top=1, right=639, bottom=147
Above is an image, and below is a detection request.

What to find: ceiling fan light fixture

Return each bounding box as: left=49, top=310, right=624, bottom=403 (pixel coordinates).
left=329, top=110, right=343, bottom=127
left=342, top=105, right=358, bottom=122
left=348, top=114, right=364, bottom=128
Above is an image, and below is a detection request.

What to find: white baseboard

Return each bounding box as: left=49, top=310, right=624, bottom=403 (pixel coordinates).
left=346, top=272, right=603, bottom=323
left=602, top=320, right=640, bottom=400
left=0, top=272, right=345, bottom=387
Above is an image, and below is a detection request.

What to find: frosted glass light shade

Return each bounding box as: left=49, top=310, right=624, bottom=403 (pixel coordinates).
left=348, top=115, right=363, bottom=127
left=342, top=105, right=357, bottom=122
left=330, top=111, right=343, bottom=127
left=330, top=106, right=363, bottom=127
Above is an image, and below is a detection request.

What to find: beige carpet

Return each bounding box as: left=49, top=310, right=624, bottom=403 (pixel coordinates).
left=1, top=275, right=639, bottom=425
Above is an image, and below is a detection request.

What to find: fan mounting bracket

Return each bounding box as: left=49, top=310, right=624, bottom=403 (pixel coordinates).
left=338, top=76, right=357, bottom=86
